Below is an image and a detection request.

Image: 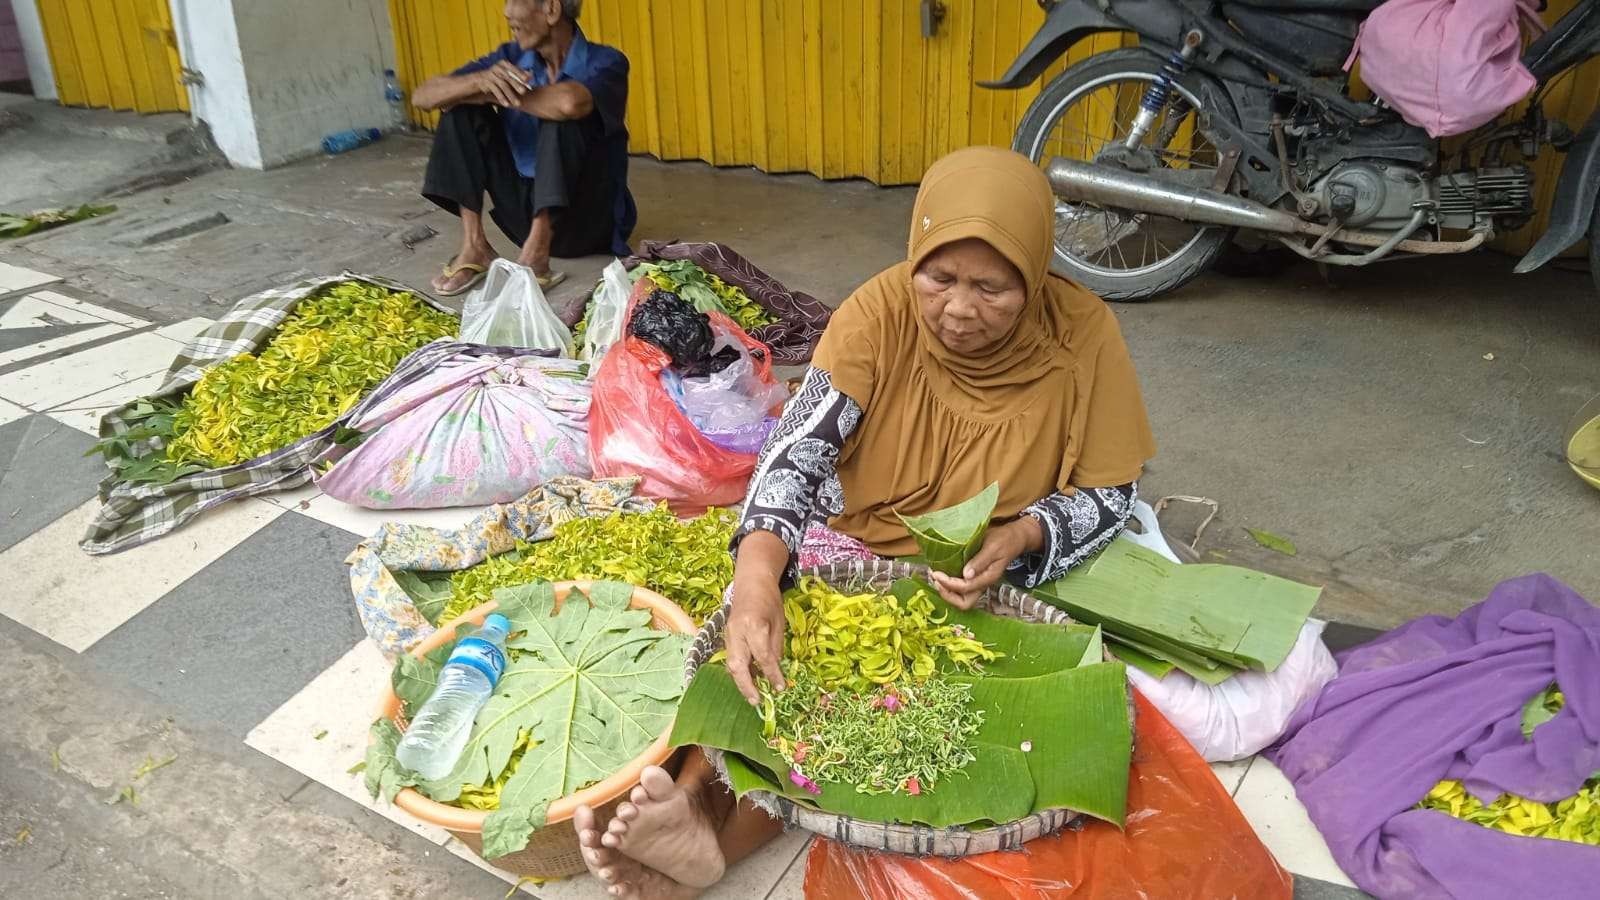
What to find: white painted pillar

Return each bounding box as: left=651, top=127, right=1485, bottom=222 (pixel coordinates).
left=8, top=0, right=56, bottom=101
left=174, top=0, right=398, bottom=170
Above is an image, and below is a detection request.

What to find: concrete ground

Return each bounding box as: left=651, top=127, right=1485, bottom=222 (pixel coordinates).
left=5, top=117, right=1596, bottom=625
left=2, top=104, right=1598, bottom=898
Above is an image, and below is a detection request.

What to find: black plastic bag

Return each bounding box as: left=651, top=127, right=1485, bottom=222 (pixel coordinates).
left=627, top=289, right=740, bottom=376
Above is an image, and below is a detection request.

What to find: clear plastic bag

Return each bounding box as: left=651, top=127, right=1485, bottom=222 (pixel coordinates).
left=658, top=330, right=788, bottom=454
left=458, top=259, right=573, bottom=354
left=581, top=259, right=632, bottom=361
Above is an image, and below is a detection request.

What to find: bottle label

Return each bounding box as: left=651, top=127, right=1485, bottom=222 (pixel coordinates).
left=448, top=637, right=506, bottom=683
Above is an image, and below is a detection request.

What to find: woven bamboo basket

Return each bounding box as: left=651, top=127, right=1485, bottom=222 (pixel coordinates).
left=682, top=558, right=1133, bottom=858
left=374, top=581, right=696, bottom=879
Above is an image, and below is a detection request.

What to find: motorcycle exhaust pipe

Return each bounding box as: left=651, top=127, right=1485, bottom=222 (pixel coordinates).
left=1043, top=156, right=1312, bottom=236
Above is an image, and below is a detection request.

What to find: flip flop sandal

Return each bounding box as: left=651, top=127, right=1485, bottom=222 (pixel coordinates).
left=432, top=261, right=488, bottom=297
left=537, top=270, right=568, bottom=291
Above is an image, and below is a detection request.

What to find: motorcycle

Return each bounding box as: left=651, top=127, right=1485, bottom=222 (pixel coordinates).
left=982, top=0, right=1600, bottom=300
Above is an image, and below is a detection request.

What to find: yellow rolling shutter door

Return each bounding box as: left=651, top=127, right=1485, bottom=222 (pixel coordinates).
left=36, top=0, right=188, bottom=114
left=387, top=0, right=1600, bottom=250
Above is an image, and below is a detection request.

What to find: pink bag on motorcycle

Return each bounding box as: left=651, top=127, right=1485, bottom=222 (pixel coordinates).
left=1349, top=0, right=1542, bottom=138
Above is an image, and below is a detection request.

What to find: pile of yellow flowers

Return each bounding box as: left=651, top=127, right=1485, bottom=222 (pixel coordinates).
left=782, top=577, right=998, bottom=692
left=1418, top=777, right=1600, bottom=845
left=166, top=282, right=456, bottom=467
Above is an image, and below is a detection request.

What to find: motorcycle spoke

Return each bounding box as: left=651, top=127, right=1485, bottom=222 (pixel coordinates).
left=1034, top=73, right=1223, bottom=277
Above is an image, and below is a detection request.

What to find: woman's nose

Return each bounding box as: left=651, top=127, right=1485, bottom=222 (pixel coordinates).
left=943, top=287, right=981, bottom=320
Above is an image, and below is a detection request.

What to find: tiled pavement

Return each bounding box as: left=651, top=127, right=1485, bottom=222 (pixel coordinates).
left=0, top=263, right=1371, bottom=899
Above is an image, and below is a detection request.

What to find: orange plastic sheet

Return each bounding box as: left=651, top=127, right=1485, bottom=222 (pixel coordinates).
left=805, top=692, right=1292, bottom=899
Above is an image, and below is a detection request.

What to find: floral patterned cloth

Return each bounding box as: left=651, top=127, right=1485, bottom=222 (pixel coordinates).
left=315, top=352, right=591, bottom=509
left=346, top=475, right=654, bottom=656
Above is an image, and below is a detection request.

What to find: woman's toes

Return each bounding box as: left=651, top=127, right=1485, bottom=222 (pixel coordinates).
left=617, top=801, right=639, bottom=821
left=639, top=766, right=676, bottom=799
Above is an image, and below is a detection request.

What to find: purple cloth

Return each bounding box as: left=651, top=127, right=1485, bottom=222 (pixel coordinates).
left=1266, top=574, right=1600, bottom=899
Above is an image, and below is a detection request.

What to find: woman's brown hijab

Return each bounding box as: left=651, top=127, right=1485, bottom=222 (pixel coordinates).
left=812, top=146, right=1155, bottom=557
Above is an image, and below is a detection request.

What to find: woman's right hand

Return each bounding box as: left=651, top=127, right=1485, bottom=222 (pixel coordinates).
left=725, top=532, right=791, bottom=705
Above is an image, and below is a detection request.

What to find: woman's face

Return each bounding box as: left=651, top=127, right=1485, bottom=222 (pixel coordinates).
left=913, top=238, right=1029, bottom=356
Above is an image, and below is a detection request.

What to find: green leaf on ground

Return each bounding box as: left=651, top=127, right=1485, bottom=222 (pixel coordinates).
left=1245, top=527, right=1298, bottom=556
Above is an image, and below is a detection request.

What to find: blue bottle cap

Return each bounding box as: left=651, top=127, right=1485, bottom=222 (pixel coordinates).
left=483, top=613, right=510, bottom=632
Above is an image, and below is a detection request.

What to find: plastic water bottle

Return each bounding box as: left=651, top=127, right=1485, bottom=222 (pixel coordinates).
left=322, top=128, right=381, bottom=155
left=395, top=614, right=510, bottom=780
left=383, top=69, right=406, bottom=130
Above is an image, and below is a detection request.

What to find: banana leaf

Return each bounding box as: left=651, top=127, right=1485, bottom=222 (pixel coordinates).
left=1033, top=539, right=1319, bottom=673
left=1104, top=632, right=1239, bottom=686
left=671, top=583, right=1132, bottom=828
left=1105, top=641, right=1175, bottom=679
left=896, top=483, right=1000, bottom=576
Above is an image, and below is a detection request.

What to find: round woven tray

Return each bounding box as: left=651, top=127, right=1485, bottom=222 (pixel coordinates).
left=682, top=558, right=1132, bottom=857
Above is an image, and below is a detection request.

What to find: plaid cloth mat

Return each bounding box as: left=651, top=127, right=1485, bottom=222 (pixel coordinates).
left=80, top=273, right=458, bottom=555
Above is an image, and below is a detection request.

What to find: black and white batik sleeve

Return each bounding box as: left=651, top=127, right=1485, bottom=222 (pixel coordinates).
left=1007, top=482, right=1137, bottom=588
left=732, top=367, right=862, bottom=571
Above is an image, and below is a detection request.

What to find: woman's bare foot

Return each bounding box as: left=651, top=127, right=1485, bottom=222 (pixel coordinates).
left=601, top=766, right=726, bottom=889
left=576, top=803, right=700, bottom=900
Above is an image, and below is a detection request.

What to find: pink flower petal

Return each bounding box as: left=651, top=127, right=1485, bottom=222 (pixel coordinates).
left=905, top=777, right=922, bottom=796
left=789, top=770, right=822, bottom=795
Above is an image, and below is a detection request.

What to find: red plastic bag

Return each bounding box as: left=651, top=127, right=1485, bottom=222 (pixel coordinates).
left=804, top=691, right=1293, bottom=899
left=588, top=279, right=781, bottom=512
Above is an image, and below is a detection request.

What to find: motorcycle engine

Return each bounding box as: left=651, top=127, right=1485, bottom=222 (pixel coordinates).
left=1310, top=160, right=1430, bottom=230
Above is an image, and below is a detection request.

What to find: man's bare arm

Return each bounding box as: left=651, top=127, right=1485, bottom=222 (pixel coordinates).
left=513, top=81, right=593, bottom=120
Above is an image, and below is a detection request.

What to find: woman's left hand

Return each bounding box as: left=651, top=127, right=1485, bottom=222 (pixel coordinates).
left=929, top=516, right=1044, bottom=610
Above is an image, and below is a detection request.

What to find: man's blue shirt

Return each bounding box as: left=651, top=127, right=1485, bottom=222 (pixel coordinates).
left=455, top=26, right=636, bottom=255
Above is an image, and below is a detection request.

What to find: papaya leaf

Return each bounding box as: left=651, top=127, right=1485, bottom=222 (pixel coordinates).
left=394, top=570, right=455, bottom=626
left=364, top=718, right=421, bottom=803
left=392, top=644, right=452, bottom=717
left=896, top=483, right=1000, bottom=576
left=414, top=580, right=692, bottom=858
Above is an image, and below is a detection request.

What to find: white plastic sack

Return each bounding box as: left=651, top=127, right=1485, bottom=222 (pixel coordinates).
left=1115, top=501, right=1338, bottom=762
left=581, top=259, right=631, bottom=361
left=459, top=259, right=572, bottom=354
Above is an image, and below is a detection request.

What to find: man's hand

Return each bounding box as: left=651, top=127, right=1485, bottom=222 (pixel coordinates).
left=474, top=61, right=531, bottom=107
left=929, top=516, right=1043, bottom=610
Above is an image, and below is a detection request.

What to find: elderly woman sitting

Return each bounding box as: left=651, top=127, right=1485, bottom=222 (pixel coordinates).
left=573, top=146, right=1155, bottom=899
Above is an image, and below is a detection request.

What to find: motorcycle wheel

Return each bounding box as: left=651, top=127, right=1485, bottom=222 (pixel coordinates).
left=1590, top=201, right=1600, bottom=298
left=1014, top=48, right=1240, bottom=301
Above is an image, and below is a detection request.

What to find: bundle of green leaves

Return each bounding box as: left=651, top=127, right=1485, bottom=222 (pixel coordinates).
left=366, top=580, right=693, bottom=859
left=574, top=259, right=778, bottom=350
left=92, top=282, right=455, bottom=485
left=428, top=506, right=738, bottom=626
